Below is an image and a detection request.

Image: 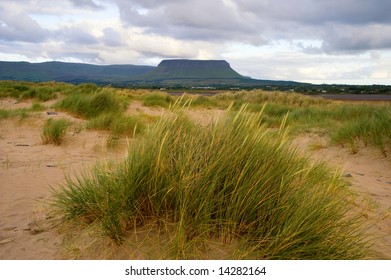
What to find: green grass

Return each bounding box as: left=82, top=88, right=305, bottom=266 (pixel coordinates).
left=55, top=88, right=127, bottom=119
left=87, top=112, right=146, bottom=136
left=51, top=106, right=370, bottom=259
left=331, top=107, right=391, bottom=155
left=0, top=109, right=11, bottom=120
left=0, top=80, right=73, bottom=101
left=0, top=102, right=46, bottom=121
left=0, top=108, right=30, bottom=120
left=41, top=118, right=69, bottom=145
left=141, top=92, right=174, bottom=108
left=30, top=102, right=46, bottom=112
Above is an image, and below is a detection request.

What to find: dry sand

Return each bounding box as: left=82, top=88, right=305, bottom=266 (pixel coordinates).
left=292, top=134, right=391, bottom=259
left=1, top=98, right=390, bottom=259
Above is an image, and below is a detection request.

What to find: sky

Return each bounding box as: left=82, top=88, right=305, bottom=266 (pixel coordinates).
left=1, top=0, right=391, bottom=85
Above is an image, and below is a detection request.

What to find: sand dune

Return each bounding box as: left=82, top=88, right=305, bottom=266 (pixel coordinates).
left=1, top=98, right=390, bottom=259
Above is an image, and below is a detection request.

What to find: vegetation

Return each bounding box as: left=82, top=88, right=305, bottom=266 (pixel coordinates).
left=87, top=112, right=145, bottom=136
left=198, top=91, right=391, bottom=155
left=2, top=81, right=388, bottom=259
left=41, top=118, right=69, bottom=145
left=0, top=80, right=72, bottom=101
left=0, top=103, right=46, bottom=120
left=141, top=92, right=174, bottom=108
left=331, top=106, right=391, bottom=155
left=54, top=87, right=127, bottom=118
left=0, top=61, right=154, bottom=84
left=51, top=106, right=369, bottom=259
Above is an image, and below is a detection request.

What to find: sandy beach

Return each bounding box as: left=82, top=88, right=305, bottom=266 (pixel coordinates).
left=1, top=97, right=390, bottom=259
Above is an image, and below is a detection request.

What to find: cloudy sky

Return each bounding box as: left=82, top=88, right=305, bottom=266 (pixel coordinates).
left=1, top=0, right=391, bottom=85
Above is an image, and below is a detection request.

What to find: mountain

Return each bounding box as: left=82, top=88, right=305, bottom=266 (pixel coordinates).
left=0, top=60, right=306, bottom=88
left=139, top=59, right=245, bottom=80
left=0, top=61, right=154, bottom=84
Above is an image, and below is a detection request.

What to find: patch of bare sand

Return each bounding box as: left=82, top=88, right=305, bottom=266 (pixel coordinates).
left=0, top=115, right=125, bottom=259
left=126, top=101, right=164, bottom=117
left=292, top=134, right=391, bottom=259
left=0, top=97, right=59, bottom=110
left=185, top=108, right=225, bottom=126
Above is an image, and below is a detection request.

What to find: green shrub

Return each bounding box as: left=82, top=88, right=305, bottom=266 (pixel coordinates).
left=52, top=106, right=369, bottom=259
left=41, top=118, right=69, bottom=145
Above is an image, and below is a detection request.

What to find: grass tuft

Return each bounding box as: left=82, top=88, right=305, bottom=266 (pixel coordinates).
left=54, top=88, right=126, bottom=119
left=51, top=106, right=370, bottom=259
left=141, top=92, right=174, bottom=108
left=41, top=118, right=69, bottom=145
left=331, top=106, right=391, bottom=155
left=87, top=112, right=146, bottom=136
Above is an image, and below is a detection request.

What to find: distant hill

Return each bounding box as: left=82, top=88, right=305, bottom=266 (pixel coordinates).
left=139, top=59, right=245, bottom=80
left=0, top=60, right=307, bottom=88
left=0, top=61, right=154, bottom=84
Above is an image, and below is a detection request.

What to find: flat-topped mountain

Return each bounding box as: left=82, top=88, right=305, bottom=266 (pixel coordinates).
left=139, top=59, right=245, bottom=80
left=0, top=59, right=306, bottom=88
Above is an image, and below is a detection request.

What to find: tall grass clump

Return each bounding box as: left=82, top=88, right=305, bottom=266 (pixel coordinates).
left=21, top=87, right=56, bottom=101
left=0, top=81, right=73, bottom=101
left=55, top=88, right=126, bottom=119
left=41, top=118, right=69, bottom=145
left=331, top=106, right=391, bottom=155
left=141, top=92, right=173, bottom=108
left=52, top=105, right=370, bottom=259
left=0, top=108, right=30, bottom=120
left=214, top=90, right=329, bottom=109
left=87, top=112, right=145, bottom=136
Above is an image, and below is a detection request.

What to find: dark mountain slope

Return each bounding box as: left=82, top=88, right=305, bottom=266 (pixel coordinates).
left=139, top=59, right=245, bottom=80
left=0, top=61, right=154, bottom=84
left=0, top=60, right=309, bottom=88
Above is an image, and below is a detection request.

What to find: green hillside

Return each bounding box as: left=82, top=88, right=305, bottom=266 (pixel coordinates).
left=139, top=59, right=245, bottom=80
left=0, top=60, right=311, bottom=89
left=0, top=61, right=154, bottom=84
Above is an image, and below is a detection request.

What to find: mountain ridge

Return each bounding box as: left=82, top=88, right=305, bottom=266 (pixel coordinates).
left=0, top=61, right=154, bottom=84
left=0, top=60, right=305, bottom=88
left=139, top=59, right=246, bottom=80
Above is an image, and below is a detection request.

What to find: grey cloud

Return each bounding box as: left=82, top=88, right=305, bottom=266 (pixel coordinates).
left=234, top=0, right=391, bottom=52
left=101, top=27, right=123, bottom=47
left=114, top=0, right=266, bottom=44
left=0, top=8, right=49, bottom=43
left=50, top=51, right=102, bottom=63
left=69, top=0, right=102, bottom=10
left=235, top=0, right=391, bottom=25
left=321, top=24, right=391, bottom=53
left=55, top=26, right=99, bottom=45
left=112, top=0, right=391, bottom=52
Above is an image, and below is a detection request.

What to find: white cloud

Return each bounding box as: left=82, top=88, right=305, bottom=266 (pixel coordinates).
left=1, top=0, right=391, bottom=84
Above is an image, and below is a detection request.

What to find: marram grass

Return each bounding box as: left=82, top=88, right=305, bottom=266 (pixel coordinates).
left=51, top=105, right=370, bottom=259
left=41, top=118, right=69, bottom=145
left=86, top=112, right=145, bottom=136
left=54, top=87, right=126, bottom=119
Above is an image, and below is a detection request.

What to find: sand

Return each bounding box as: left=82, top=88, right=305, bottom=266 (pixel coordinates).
left=292, top=134, right=391, bottom=259
left=1, top=98, right=390, bottom=259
